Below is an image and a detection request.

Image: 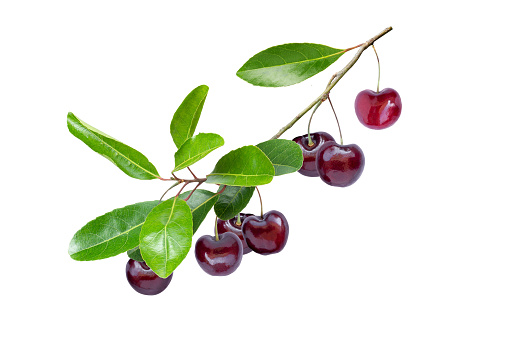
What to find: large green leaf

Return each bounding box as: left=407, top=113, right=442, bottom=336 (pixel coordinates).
left=139, top=198, right=193, bottom=278
left=237, top=43, right=344, bottom=87
left=214, top=185, right=255, bottom=220
left=68, top=201, right=159, bottom=261
left=173, top=133, right=224, bottom=172
left=67, top=113, right=160, bottom=180
left=256, top=139, right=304, bottom=176
left=206, top=145, right=274, bottom=186
left=127, top=247, right=144, bottom=262
left=170, top=85, right=209, bottom=148
left=180, top=189, right=219, bottom=234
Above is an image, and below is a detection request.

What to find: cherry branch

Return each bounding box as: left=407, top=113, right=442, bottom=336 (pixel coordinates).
left=270, top=26, right=393, bottom=140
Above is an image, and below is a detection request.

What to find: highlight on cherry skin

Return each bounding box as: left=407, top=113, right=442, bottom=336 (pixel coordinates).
left=126, top=259, right=173, bottom=295
left=292, top=132, right=335, bottom=177
left=316, top=141, right=365, bottom=187
left=195, top=232, right=243, bottom=276
left=242, top=210, right=289, bottom=255
left=217, top=213, right=254, bottom=254
left=354, top=88, right=402, bottom=129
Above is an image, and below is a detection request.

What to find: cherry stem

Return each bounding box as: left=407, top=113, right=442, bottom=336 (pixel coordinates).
left=236, top=214, right=242, bottom=226
left=159, top=181, right=180, bottom=202
left=255, top=186, right=263, bottom=217
left=372, top=44, right=380, bottom=93
left=187, top=167, right=198, bottom=179
left=327, top=95, right=343, bottom=145
left=214, top=216, right=219, bottom=242
left=175, top=181, right=189, bottom=199
left=184, top=182, right=203, bottom=201
left=159, top=176, right=206, bottom=183
left=270, top=26, right=392, bottom=140
left=306, top=100, right=323, bottom=147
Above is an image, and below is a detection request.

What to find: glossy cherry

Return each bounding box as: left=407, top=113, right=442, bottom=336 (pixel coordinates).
left=292, top=132, right=335, bottom=177
left=354, top=88, right=402, bottom=129
left=242, top=210, right=289, bottom=255
left=126, top=259, right=173, bottom=295
left=316, top=141, right=365, bottom=187
left=217, top=213, right=254, bottom=254
left=195, top=233, right=243, bottom=276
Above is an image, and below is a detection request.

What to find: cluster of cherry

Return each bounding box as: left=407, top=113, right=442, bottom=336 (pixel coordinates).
left=126, top=85, right=402, bottom=295
left=293, top=87, right=402, bottom=187
left=126, top=210, right=289, bottom=294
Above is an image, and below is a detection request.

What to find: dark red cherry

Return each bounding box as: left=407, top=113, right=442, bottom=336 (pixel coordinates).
left=354, top=88, right=402, bottom=129
left=316, top=141, right=365, bottom=187
left=242, top=210, right=289, bottom=255
left=292, top=132, right=335, bottom=177
left=126, top=259, right=172, bottom=295
left=195, top=233, right=243, bottom=276
left=217, top=213, right=254, bottom=254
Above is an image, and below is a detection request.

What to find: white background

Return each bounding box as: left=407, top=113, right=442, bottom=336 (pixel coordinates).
left=1, top=1, right=508, bottom=338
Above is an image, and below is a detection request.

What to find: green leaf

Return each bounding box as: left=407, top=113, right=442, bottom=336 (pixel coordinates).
left=214, top=185, right=255, bottom=220
left=68, top=201, right=159, bottom=261
left=237, top=43, right=344, bottom=87
left=180, top=189, right=219, bottom=234
left=170, top=85, right=209, bottom=148
left=256, top=139, right=304, bottom=176
left=127, top=247, right=144, bottom=262
left=206, top=145, right=275, bottom=186
left=173, top=133, right=224, bottom=172
left=67, top=113, right=160, bottom=180
left=139, top=198, right=193, bottom=278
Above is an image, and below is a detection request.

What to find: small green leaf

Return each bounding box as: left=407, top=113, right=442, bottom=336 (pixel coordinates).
left=206, top=145, right=275, bottom=186
left=127, top=247, right=144, bottom=262
left=214, top=185, right=255, bottom=220
left=170, top=85, right=209, bottom=148
left=173, top=133, right=224, bottom=172
left=68, top=201, right=159, bottom=261
left=180, top=189, right=219, bottom=234
left=237, top=43, right=344, bottom=87
left=256, top=139, right=304, bottom=176
left=67, top=113, right=160, bottom=180
left=139, top=198, right=193, bottom=278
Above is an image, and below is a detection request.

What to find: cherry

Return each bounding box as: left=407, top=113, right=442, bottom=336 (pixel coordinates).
left=126, top=259, right=172, bottom=295
left=195, top=232, right=243, bottom=276
left=316, top=141, right=365, bottom=187
left=217, top=213, right=254, bottom=254
left=242, top=210, right=289, bottom=255
left=293, top=132, right=335, bottom=177
left=354, top=88, right=402, bottom=129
